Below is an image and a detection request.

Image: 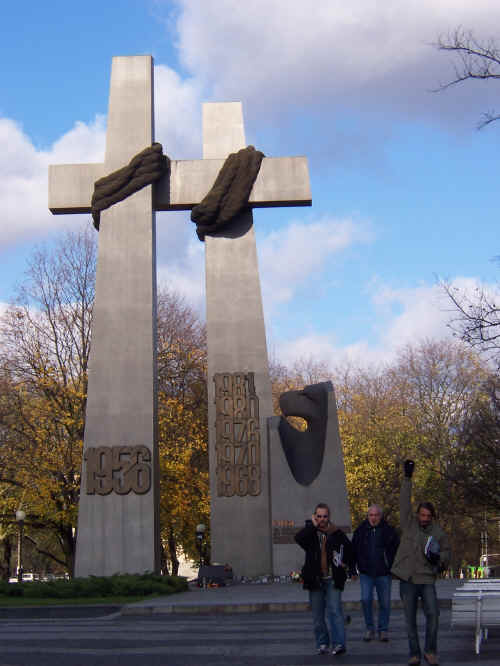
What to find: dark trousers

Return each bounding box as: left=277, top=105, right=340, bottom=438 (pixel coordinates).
left=400, top=580, right=439, bottom=657
left=360, top=573, right=392, bottom=632
left=309, top=579, right=345, bottom=648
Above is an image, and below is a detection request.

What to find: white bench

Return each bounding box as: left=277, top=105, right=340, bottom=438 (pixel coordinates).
left=451, top=590, right=500, bottom=654
left=455, top=579, right=500, bottom=596
left=460, top=579, right=500, bottom=589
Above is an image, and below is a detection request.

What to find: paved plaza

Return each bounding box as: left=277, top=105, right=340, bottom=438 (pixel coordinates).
left=0, top=580, right=497, bottom=665
left=0, top=607, right=498, bottom=666
left=123, top=578, right=460, bottom=615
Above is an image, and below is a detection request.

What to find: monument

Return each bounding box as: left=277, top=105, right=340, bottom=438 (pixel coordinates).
left=49, top=55, right=312, bottom=577
left=50, top=56, right=160, bottom=577
left=200, top=103, right=312, bottom=576
left=268, top=382, right=351, bottom=575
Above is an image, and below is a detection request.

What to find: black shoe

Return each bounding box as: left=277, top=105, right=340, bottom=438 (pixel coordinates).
left=332, top=645, right=346, bottom=655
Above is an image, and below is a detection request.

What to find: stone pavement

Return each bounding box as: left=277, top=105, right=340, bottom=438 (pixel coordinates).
left=0, top=606, right=497, bottom=665
left=122, top=578, right=461, bottom=615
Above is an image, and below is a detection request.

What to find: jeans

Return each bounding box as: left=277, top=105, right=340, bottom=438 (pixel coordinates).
left=400, top=580, right=439, bottom=657
left=360, top=573, right=392, bottom=632
left=309, top=579, right=346, bottom=648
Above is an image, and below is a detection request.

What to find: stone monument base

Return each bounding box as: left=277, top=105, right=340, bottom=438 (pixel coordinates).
left=268, top=384, right=351, bottom=576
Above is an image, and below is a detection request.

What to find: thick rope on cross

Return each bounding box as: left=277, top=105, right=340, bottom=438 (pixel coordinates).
left=91, top=143, right=169, bottom=230
left=191, top=145, right=265, bottom=241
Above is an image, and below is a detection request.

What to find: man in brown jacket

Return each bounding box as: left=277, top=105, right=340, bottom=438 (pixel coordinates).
left=391, top=460, right=450, bottom=666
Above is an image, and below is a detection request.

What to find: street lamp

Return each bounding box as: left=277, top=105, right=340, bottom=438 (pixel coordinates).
left=195, top=523, right=206, bottom=569
left=15, top=509, right=26, bottom=584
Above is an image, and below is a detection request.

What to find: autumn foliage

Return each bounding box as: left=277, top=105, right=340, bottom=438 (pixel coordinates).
left=0, top=231, right=497, bottom=578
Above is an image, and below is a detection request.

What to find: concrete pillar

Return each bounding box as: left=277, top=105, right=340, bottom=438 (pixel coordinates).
left=74, top=56, right=160, bottom=577
left=204, top=103, right=273, bottom=576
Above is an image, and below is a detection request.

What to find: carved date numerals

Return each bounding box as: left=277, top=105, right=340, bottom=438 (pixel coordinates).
left=214, top=372, right=262, bottom=497
left=84, top=445, right=152, bottom=495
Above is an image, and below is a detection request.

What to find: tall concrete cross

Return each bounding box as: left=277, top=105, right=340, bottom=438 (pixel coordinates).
left=49, top=55, right=311, bottom=577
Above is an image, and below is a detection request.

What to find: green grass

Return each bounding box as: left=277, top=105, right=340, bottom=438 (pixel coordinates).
left=0, top=573, right=188, bottom=605
left=0, top=593, right=166, bottom=607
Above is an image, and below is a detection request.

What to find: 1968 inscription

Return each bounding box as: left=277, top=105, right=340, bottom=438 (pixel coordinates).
left=214, top=372, right=261, bottom=497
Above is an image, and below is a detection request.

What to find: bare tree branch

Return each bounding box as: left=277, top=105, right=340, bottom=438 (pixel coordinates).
left=23, top=535, right=67, bottom=569
left=434, top=27, right=500, bottom=128
left=440, top=277, right=500, bottom=364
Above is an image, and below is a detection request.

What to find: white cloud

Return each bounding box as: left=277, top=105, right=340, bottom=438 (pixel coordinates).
left=0, top=64, right=203, bottom=252
left=274, top=331, right=392, bottom=370
left=158, top=212, right=372, bottom=321
left=157, top=221, right=205, bottom=313
left=258, top=215, right=372, bottom=308
left=370, top=281, right=452, bottom=351
left=49, top=116, right=106, bottom=164
left=273, top=277, right=487, bottom=369
left=174, top=0, right=500, bottom=126
left=154, top=65, right=203, bottom=159
left=0, top=115, right=105, bottom=248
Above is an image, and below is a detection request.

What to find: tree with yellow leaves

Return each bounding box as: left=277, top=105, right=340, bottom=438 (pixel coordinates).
left=156, top=289, right=209, bottom=575
left=270, top=342, right=497, bottom=570
left=0, top=231, right=211, bottom=577
left=0, top=229, right=95, bottom=575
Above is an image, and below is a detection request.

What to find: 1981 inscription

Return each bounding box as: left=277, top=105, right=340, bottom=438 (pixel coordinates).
left=214, top=372, right=261, bottom=497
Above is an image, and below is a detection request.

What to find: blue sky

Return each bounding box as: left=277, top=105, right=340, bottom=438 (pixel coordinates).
left=1, top=0, right=499, bottom=367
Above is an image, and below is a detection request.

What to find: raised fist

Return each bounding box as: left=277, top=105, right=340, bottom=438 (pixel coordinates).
left=404, top=459, right=415, bottom=478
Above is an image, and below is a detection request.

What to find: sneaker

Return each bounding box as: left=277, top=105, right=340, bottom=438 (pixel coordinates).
left=379, top=630, right=389, bottom=642
left=408, top=657, right=420, bottom=665
left=332, top=644, right=346, bottom=655
left=363, top=630, right=375, bottom=641
left=317, top=644, right=328, bottom=655
left=423, top=654, right=439, bottom=665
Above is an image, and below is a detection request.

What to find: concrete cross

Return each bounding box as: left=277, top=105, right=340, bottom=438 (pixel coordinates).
left=49, top=55, right=311, bottom=577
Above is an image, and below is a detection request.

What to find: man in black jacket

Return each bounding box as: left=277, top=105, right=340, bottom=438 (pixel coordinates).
left=352, top=504, right=399, bottom=643
left=295, top=503, right=357, bottom=656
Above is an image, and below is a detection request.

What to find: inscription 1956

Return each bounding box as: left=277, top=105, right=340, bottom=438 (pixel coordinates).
left=84, top=445, right=152, bottom=495
left=214, top=372, right=261, bottom=497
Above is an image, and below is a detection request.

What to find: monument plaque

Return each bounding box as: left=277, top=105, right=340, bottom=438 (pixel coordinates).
left=214, top=372, right=261, bottom=498
left=84, top=446, right=152, bottom=496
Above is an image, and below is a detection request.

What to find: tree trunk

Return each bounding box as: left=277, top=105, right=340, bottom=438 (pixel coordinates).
left=168, top=527, right=179, bottom=576
left=160, top=544, right=169, bottom=575
left=61, top=525, right=76, bottom=578
left=0, top=536, right=12, bottom=580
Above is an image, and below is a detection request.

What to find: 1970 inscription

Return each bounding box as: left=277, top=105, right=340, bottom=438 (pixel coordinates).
left=214, top=372, right=261, bottom=497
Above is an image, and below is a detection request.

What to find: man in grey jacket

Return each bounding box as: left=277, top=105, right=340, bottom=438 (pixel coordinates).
left=391, top=460, right=450, bottom=666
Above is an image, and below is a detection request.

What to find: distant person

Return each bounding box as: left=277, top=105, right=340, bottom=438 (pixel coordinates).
left=295, top=503, right=357, bottom=656
left=391, top=460, right=450, bottom=666
left=352, top=504, right=399, bottom=642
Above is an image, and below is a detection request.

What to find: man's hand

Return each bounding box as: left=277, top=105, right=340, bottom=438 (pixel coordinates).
left=404, top=459, right=415, bottom=478
left=427, top=551, right=440, bottom=566
left=312, top=514, right=332, bottom=531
